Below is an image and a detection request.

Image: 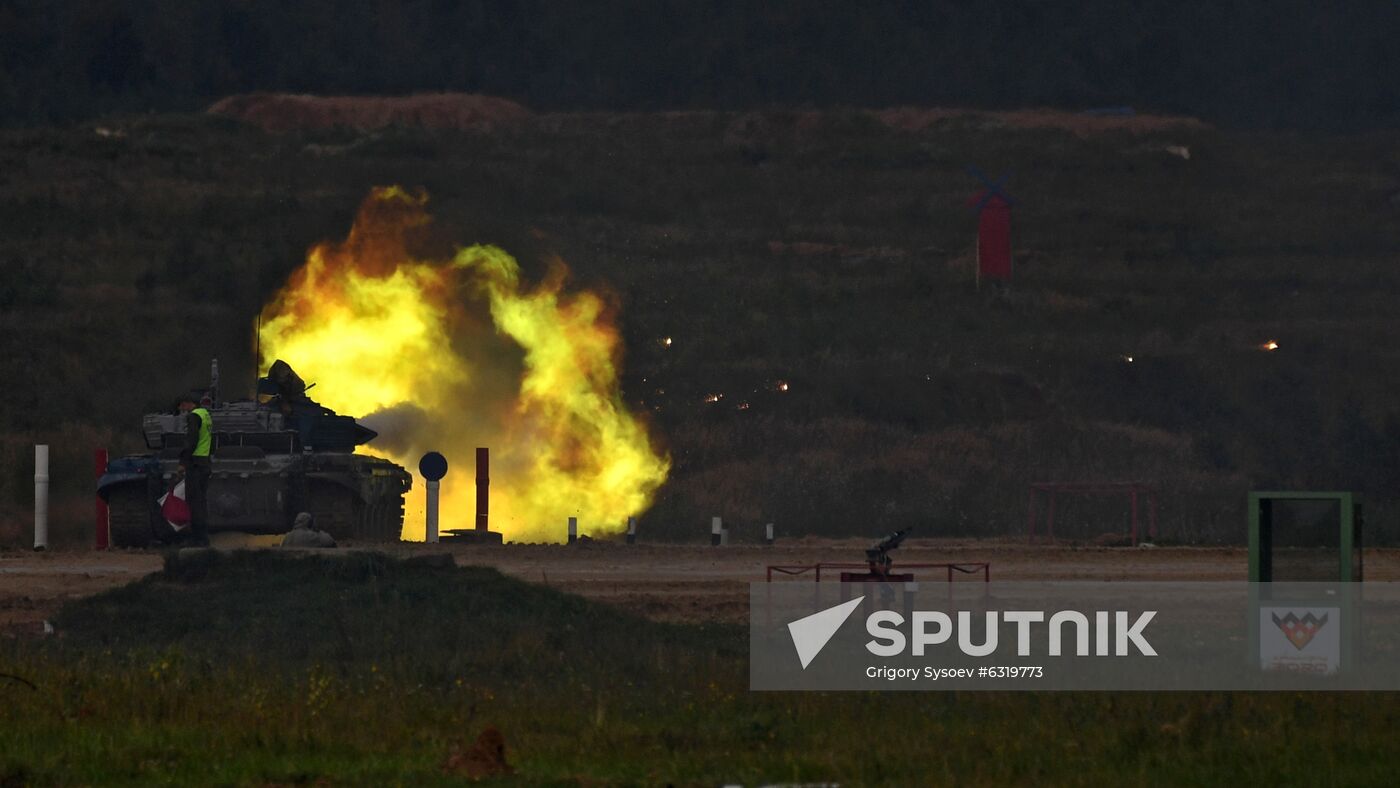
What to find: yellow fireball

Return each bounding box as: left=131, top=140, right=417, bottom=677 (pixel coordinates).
left=258, top=187, right=669, bottom=541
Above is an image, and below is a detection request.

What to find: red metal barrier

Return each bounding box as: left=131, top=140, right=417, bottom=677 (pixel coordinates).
left=766, top=562, right=990, bottom=583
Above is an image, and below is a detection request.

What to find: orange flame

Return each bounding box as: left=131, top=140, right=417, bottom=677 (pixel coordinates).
left=258, top=187, right=669, bottom=541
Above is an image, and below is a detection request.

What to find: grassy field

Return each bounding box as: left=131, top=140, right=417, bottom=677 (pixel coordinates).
left=2, top=110, right=1399, bottom=545
left=0, top=551, right=1397, bottom=786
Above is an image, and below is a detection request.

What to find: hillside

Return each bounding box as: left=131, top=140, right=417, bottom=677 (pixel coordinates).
left=2, top=108, right=1399, bottom=544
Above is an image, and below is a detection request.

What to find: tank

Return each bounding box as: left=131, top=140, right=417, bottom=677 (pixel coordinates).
left=97, top=359, right=412, bottom=547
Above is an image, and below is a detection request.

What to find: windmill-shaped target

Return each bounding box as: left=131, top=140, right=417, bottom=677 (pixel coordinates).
left=966, top=166, right=1015, bottom=285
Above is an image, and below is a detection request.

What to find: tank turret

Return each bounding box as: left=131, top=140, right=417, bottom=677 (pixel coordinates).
left=143, top=359, right=378, bottom=454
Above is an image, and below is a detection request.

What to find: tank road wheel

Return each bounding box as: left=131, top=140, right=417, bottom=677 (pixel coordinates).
left=358, top=501, right=379, bottom=541
left=306, top=482, right=361, bottom=543
left=108, top=484, right=155, bottom=548
left=363, top=499, right=403, bottom=542
left=373, top=501, right=392, bottom=540
left=365, top=495, right=406, bottom=542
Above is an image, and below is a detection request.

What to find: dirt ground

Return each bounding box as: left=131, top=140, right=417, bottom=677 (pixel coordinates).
left=4, top=537, right=1397, bottom=636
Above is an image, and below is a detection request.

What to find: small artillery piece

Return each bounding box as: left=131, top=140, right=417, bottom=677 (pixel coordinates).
left=844, top=527, right=915, bottom=604
left=864, top=527, right=911, bottom=578
left=855, top=528, right=913, bottom=582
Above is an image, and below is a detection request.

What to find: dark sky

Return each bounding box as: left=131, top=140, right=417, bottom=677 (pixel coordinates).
left=2, top=0, right=1397, bottom=129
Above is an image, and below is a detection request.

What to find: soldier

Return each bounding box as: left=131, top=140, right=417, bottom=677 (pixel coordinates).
left=281, top=512, right=337, bottom=548
left=176, top=393, right=213, bottom=546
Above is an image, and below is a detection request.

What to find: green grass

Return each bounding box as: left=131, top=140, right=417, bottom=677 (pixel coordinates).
left=3, top=552, right=1400, bottom=785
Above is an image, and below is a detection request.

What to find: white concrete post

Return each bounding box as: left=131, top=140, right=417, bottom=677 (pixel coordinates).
left=33, top=445, right=49, bottom=551
left=425, top=479, right=440, bottom=543
left=765, top=522, right=775, bottom=546
left=568, top=516, right=578, bottom=544
left=625, top=516, right=637, bottom=545
left=711, top=516, right=722, bottom=547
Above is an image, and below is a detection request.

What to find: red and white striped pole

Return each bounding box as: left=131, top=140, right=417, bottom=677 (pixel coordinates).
left=95, top=448, right=109, bottom=550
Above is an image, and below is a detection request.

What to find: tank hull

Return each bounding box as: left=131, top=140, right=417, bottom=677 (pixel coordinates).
left=98, top=450, right=411, bottom=547
left=105, top=362, right=414, bottom=547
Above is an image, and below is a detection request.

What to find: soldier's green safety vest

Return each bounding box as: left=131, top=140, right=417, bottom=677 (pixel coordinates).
left=191, top=407, right=212, bottom=458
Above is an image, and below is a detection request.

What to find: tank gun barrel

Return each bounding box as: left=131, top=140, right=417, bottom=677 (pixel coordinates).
left=872, top=527, right=911, bottom=554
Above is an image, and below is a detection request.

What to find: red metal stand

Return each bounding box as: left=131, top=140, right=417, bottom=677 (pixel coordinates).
left=440, top=447, right=504, bottom=544
left=475, top=447, right=489, bottom=532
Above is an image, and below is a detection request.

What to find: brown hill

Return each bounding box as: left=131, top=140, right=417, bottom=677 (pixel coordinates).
left=207, top=92, right=531, bottom=133
left=874, top=106, right=1210, bottom=136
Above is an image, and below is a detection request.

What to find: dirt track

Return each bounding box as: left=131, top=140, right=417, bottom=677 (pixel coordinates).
left=5, top=538, right=1398, bottom=635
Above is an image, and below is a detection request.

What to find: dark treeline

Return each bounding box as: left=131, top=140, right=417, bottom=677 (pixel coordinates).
left=1, top=0, right=1397, bottom=129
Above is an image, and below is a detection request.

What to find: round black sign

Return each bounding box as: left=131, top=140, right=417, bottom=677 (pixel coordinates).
left=418, top=451, right=448, bottom=481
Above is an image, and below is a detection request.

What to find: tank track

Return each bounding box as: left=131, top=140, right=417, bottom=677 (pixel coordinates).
left=306, top=482, right=358, bottom=541
left=108, top=483, right=154, bottom=548
left=358, top=497, right=406, bottom=542
left=306, top=482, right=405, bottom=543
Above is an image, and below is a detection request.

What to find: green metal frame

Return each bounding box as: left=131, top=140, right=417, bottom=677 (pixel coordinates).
left=1247, top=491, right=1362, bottom=582
left=1246, top=491, right=1364, bottom=673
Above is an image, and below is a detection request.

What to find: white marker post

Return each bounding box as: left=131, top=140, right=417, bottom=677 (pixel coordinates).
left=33, top=445, right=49, bottom=551
left=568, top=516, right=578, bottom=544
left=626, top=516, right=637, bottom=545
left=765, top=522, right=775, bottom=546
left=711, top=516, right=723, bottom=547
left=425, top=479, right=440, bottom=543
left=418, top=452, right=448, bottom=545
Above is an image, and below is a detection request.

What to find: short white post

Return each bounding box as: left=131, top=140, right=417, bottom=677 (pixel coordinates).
left=711, top=516, right=722, bottom=547
left=425, top=479, right=440, bottom=543
left=625, top=516, right=637, bottom=545
left=568, top=516, right=578, bottom=544
left=765, top=522, right=775, bottom=546
left=34, top=445, right=49, bottom=551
